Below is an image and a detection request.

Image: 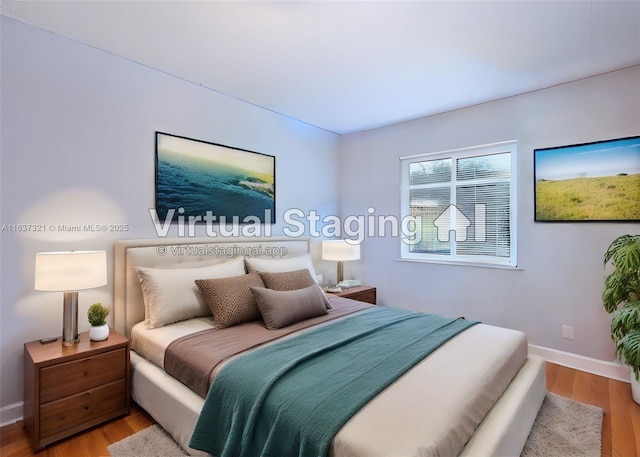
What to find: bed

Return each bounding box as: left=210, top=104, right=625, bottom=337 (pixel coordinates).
left=114, top=237, right=546, bottom=456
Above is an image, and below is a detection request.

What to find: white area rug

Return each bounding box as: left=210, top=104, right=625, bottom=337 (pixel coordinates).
left=521, top=392, right=603, bottom=457
left=107, top=424, right=187, bottom=457
left=108, top=392, right=603, bottom=456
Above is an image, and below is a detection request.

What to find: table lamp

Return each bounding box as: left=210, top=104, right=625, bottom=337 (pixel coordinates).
left=322, top=240, right=360, bottom=284
left=35, top=251, right=107, bottom=346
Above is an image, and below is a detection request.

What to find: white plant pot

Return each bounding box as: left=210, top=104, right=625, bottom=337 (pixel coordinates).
left=632, top=372, right=640, bottom=405
left=89, top=324, right=109, bottom=342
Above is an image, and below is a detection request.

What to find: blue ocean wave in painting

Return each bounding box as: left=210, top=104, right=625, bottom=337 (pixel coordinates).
left=156, top=152, right=274, bottom=223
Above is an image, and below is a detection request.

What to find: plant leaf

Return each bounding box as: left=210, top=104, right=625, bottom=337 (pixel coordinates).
left=616, top=330, right=640, bottom=381
left=603, top=234, right=640, bottom=313
left=604, top=234, right=640, bottom=267
left=611, top=300, right=640, bottom=340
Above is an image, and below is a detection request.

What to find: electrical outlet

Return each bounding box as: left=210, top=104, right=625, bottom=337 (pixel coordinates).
left=561, top=324, right=574, bottom=340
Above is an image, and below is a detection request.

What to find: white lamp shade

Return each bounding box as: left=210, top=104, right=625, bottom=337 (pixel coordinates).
left=322, top=240, right=361, bottom=262
left=35, top=250, right=107, bottom=291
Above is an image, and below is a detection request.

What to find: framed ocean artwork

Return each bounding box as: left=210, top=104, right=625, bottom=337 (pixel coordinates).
left=534, top=135, right=640, bottom=222
left=155, top=132, right=275, bottom=224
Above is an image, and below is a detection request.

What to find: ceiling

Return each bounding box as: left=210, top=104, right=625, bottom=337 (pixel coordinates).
left=2, top=1, right=640, bottom=134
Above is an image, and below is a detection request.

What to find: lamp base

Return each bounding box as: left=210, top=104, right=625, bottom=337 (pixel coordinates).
left=336, top=261, right=344, bottom=284
left=62, top=291, right=79, bottom=346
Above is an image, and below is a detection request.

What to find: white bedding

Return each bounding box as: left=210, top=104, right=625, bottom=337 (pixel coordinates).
left=332, top=323, right=527, bottom=457
left=131, top=317, right=215, bottom=368
left=131, top=308, right=528, bottom=457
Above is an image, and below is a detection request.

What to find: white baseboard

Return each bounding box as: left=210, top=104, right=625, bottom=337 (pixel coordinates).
left=0, top=401, right=23, bottom=427
left=529, top=344, right=631, bottom=383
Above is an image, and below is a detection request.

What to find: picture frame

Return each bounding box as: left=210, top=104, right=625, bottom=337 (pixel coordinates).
left=155, top=132, right=276, bottom=224
left=534, top=135, right=640, bottom=222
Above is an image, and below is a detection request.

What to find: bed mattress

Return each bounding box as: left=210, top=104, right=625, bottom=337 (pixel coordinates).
left=131, top=299, right=529, bottom=456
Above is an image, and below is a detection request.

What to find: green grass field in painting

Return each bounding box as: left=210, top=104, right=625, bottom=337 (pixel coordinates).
left=535, top=174, right=640, bottom=221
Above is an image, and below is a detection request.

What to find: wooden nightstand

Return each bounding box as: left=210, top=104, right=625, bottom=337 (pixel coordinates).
left=23, top=329, right=130, bottom=451
left=332, top=285, right=376, bottom=305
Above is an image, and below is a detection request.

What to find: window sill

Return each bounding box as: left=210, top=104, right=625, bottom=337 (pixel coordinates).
left=395, top=257, right=524, bottom=270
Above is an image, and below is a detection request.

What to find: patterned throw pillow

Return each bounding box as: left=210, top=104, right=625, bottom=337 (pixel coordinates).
left=259, top=269, right=333, bottom=309
left=195, top=272, right=265, bottom=329
left=244, top=254, right=319, bottom=282
left=259, top=268, right=316, bottom=290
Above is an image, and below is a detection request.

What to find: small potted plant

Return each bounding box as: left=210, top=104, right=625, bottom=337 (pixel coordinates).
left=603, top=234, right=640, bottom=404
left=88, top=303, right=110, bottom=342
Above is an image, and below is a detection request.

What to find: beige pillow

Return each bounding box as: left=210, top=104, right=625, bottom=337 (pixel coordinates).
left=244, top=254, right=319, bottom=283
left=259, top=269, right=332, bottom=309
left=250, top=285, right=328, bottom=330
left=138, top=256, right=246, bottom=325
left=135, top=256, right=246, bottom=328
left=195, top=272, right=265, bottom=329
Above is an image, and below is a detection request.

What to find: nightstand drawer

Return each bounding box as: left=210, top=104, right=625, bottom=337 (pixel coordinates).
left=40, top=379, right=126, bottom=439
left=40, top=349, right=126, bottom=403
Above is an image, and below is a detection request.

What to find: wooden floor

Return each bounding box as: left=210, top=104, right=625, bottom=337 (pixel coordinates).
left=0, top=405, right=154, bottom=457
left=1, top=362, right=639, bottom=456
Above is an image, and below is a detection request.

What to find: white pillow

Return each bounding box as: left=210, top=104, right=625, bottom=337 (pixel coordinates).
left=135, top=256, right=246, bottom=328
left=136, top=256, right=244, bottom=324
left=244, top=254, right=319, bottom=283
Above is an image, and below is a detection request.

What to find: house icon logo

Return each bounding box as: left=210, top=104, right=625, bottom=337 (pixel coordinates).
left=434, top=204, right=486, bottom=242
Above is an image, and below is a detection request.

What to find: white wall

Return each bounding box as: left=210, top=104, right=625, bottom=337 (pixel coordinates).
left=0, top=17, right=340, bottom=416
left=339, top=65, right=640, bottom=364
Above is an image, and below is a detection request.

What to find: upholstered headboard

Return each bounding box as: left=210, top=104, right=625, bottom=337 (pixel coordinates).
left=113, top=237, right=311, bottom=336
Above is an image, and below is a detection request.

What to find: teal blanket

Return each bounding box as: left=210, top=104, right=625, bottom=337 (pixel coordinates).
left=189, top=306, right=478, bottom=457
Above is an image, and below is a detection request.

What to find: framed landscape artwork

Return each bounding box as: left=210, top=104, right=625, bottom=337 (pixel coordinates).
left=155, top=132, right=275, bottom=224
left=534, top=136, right=640, bottom=222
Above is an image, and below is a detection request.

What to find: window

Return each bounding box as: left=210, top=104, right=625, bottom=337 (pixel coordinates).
left=400, top=141, right=517, bottom=267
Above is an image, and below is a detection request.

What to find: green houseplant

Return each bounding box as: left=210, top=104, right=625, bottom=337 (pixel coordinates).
left=602, top=234, right=640, bottom=403
left=87, top=302, right=110, bottom=341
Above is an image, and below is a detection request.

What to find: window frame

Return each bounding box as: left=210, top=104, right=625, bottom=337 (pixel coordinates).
left=400, top=140, right=518, bottom=268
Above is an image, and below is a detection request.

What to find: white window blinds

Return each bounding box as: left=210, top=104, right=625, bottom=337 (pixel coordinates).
left=400, top=141, right=518, bottom=267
